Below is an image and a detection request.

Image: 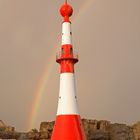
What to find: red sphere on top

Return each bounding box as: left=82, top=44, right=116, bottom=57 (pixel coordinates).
left=60, top=2, right=73, bottom=18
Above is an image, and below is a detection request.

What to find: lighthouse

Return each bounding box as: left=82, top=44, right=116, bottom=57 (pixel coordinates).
left=51, top=1, right=86, bottom=140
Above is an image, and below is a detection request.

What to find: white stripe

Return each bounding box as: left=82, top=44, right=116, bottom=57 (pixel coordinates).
left=57, top=73, right=79, bottom=115
left=62, top=22, right=72, bottom=45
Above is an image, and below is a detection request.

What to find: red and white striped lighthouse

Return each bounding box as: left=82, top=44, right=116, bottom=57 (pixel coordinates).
left=51, top=1, right=86, bottom=140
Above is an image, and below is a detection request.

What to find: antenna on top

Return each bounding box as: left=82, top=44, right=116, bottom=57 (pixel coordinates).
left=65, top=0, right=67, bottom=4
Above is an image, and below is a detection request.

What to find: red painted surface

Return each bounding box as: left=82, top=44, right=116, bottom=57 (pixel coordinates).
left=60, top=0, right=73, bottom=22
left=56, top=44, right=78, bottom=73
left=51, top=115, right=86, bottom=140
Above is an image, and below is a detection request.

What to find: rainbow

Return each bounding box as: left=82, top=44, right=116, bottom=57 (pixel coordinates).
left=28, top=0, right=93, bottom=130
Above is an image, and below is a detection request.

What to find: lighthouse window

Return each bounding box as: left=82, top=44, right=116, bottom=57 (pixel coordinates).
left=70, top=48, right=73, bottom=54
left=61, top=48, right=64, bottom=54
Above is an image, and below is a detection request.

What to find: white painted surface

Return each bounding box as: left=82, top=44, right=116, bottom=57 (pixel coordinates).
left=57, top=73, right=79, bottom=115
left=62, top=22, right=72, bottom=45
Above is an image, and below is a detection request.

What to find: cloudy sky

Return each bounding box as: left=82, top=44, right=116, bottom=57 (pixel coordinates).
left=0, top=0, right=140, bottom=131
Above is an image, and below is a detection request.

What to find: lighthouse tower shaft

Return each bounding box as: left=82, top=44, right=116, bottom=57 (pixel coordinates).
left=51, top=1, right=86, bottom=140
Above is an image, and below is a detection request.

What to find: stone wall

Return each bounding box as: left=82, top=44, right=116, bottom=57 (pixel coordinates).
left=37, top=119, right=140, bottom=140
left=1, top=119, right=140, bottom=139
left=132, top=122, right=140, bottom=140
left=0, top=120, right=19, bottom=139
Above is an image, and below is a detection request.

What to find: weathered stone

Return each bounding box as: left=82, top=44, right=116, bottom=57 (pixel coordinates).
left=40, top=121, right=54, bottom=132
left=5, top=126, right=15, bottom=132
left=0, top=120, right=6, bottom=128
left=132, top=121, right=140, bottom=140
left=27, top=131, right=40, bottom=139
left=40, top=121, right=54, bottom=139
left=109, top=123, right=130, bottom=140
left=1, top=119, right=140, bottom=139
left=0, top=120, right=18, bottom=139
left=40, top=131, right=49, bottom=139
left=82, top=119, right=90, bottom=137
left=89, top=130, right=110, bottom=140
left=98, top=120, right=110, bottom=131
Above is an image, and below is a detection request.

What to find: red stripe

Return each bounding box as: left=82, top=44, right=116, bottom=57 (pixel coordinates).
left=60, top=60, right=74, bottom=73
left=56, top=45, right=78, bottom=73
left=51, top=115, right=86, bottom=140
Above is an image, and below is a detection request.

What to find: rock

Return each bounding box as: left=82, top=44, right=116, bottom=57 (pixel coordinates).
left=40, top=132, right=49, bottom=139
left=109, top=123, right=131, bottom=140
left=98, top=120, right=110, bottom=131
left=88, top=120, right=98, bottom=131
left=0, top=120, right=6, bottom=128
left=89, top=130, right=110, bottom=140
left=27, top=131, right=40, bottom=139
left=40, top=121, right=54, bottom=139
left=5, top=126, right=15, bottom=132
left=82, top=119, right=91, bottom=137
left=0, top=120, right=18, bottom=139
left=0, top=120, right=6, bottom=132
left=1, top=119, right=140, bottom=139
left=82, top=119, right=110, bottom=139
left=81, top=120, right=137, bottom=140
left=0, top=131, right=20, bottom=139
left=132, top=121, right=140, bottom=140
left=40, top=121, right=54, bottom=132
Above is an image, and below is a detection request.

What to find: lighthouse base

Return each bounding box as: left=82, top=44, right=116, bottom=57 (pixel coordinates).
left=51, top=115, right=86, bottom=140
